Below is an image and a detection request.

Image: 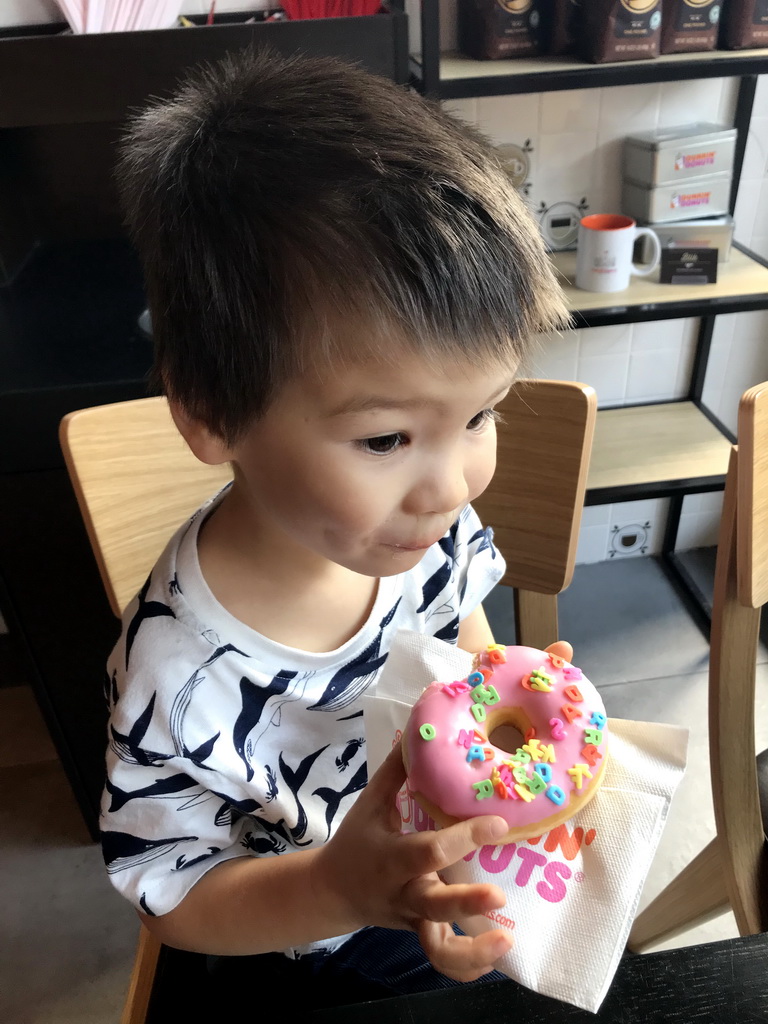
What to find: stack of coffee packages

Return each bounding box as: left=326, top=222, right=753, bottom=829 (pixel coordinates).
left=660, top=0, right=768, bottom=53
left=722, top=0, right=768, bottom=49
left=621, top=124, right=736, bottom=265
left=458, top=1, right=668, bottom=62
left=459, top=1, right=767, bottom=62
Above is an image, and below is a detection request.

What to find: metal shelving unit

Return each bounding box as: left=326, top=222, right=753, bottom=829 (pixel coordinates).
left=400, top=2, right=768, bottom=632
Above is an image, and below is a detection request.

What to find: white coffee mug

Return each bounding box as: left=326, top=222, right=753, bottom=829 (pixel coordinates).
left=575, top=214, right=661, bottom=293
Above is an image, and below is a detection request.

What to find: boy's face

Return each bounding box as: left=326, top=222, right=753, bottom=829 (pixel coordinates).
left=225, top=348, right=514, bottom=579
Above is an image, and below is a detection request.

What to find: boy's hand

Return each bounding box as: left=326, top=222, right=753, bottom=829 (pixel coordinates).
left=313, top=743, right=514, bottom=983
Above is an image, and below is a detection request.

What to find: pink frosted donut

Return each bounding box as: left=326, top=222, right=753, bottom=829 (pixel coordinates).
left=403, top=644, right=608, bottom=843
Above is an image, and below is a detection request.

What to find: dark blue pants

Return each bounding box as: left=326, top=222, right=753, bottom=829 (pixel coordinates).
left=208, top=926, right=508, bottom=1009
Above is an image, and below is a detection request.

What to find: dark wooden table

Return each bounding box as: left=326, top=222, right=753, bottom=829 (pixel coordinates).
left=147, top=932, right=768, bottom=1023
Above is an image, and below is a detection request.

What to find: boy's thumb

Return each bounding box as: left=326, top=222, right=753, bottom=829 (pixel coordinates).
left=366, top=741, right=407, bottom=800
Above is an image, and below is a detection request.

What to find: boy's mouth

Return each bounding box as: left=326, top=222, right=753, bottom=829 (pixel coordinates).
left=383, top=512, right=462, bottom=553
left=384, top=537, right=441, bottom=552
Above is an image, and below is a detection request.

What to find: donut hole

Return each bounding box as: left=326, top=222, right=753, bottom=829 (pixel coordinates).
left=485, top=708, right=532, bottom=755
left=488, top=723, right=525, bottom=754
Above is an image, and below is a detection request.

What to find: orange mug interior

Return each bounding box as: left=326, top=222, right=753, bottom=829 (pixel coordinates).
left=581, top=214, right=635, bottom=231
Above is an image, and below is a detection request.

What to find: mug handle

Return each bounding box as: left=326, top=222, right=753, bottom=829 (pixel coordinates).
left=632, top=227, right=662, bottom=277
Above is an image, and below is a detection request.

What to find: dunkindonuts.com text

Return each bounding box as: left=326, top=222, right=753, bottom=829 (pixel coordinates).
left=484, top=908, right=516, bottom=931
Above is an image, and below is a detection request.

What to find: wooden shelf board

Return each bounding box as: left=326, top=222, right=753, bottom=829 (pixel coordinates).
left=588, top=402, right=732, bottom=493
left=554, top=247, right=768, bottom=317
left=436, top=48, right=768, bottom=83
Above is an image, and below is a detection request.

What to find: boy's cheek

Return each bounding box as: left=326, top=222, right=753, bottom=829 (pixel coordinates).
left=467, top=447, right=497, bottom=502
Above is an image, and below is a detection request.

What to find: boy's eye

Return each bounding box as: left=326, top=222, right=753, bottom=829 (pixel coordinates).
left=467, top=408, right=502, bottom=431
left=356, top=432, right=407, bottom=456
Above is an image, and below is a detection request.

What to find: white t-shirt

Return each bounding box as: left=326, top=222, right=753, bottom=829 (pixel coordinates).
left=101, top=489, right=504, bottom=953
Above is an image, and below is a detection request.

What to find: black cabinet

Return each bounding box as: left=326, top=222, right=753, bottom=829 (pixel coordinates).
left=0, top=10, right=408, bottom=839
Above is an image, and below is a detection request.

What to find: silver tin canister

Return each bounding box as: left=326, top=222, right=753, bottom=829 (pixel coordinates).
left=622, top=175, right=732, bottom=224
left=639, top=215, right=734, bottom=263
left=623, top=123, right=737, bottom=187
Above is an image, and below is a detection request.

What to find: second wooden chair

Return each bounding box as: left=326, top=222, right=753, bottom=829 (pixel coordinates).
left=629, top=381, right=768, bottom=951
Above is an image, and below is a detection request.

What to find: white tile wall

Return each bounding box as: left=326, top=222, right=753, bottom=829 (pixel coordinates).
left=442, top=63, right=768, bottom=562
left=677, top=491, right=725, bottom=551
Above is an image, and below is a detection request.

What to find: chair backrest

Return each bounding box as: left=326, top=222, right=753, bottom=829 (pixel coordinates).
left=61, top=380, right=597, bottom=640
left=708, top=380, right=768, bottom=936
left=737, top=382, right=768, bottom=609
left=60, top=397, right=232, bottom=617
left=473, top=378, right=597, bottom=649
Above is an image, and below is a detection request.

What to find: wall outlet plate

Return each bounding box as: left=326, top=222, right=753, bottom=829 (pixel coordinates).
left=609, top=522, right=651, bottom=558
left=496, top=141, right=532, bottom=190
left=536, top=197, right=589, bottom=251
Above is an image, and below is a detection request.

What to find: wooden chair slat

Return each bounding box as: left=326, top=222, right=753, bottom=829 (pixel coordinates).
left=473, top=379, right=596, bottom=645
left=60, top=397, right=232, bottom=616
left=738, top=382, right=768, bottom=609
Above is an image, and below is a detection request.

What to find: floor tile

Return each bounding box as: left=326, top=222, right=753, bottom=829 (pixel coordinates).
left=0, top=632, right=32, bottom=688
left=603, top=663, right=768, bottom=952
left=0, top=685, right=58, bottom=767
left=0, top=760, right=138, bottom=1024
left=485, top=557, right=712, bottom=685
left=674, top=547, right=768, bottom=663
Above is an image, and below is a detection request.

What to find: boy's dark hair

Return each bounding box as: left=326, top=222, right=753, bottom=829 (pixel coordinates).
left=118, top=48, right=569, bottom=444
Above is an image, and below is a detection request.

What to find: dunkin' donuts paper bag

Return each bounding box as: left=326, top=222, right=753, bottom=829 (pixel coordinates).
left=363, top=629, right=688, bottom=1013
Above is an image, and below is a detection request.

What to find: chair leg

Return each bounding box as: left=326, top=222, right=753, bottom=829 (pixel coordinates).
left=627, top=837, right=730, bottom=952
left=120, top=924, right=163, bottom=1024
left=515, top=589, right=558, bottom=651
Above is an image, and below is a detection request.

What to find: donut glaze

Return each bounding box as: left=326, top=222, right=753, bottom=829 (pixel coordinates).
left=403, top=644, right=608, bottom=843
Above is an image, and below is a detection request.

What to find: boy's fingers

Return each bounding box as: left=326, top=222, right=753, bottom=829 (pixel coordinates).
left=404, top=876, right=506, bottom=923
left=418, top=920, right=513, bottom=982
left=400, top=816, right=508, bottom=875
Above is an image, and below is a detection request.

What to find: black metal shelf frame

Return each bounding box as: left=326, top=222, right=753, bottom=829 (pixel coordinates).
left=412, top=50, right=768, bottom=100
left=403, top=1, right=768, bottom=631
left=405, top=0, right=768, bottom=98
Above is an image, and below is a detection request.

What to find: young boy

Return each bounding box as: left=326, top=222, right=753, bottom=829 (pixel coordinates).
left=102, top=47, right=569, bottom=1000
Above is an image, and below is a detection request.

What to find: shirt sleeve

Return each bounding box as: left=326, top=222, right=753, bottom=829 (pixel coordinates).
left=100, top=635, right=272, bottom=918
left=454, top=503, right=506, bottom=620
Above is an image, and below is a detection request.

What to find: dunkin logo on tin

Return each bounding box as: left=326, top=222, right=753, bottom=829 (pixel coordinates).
left=671, top=190, right=712, bottom=209
left=675, top=150, right=716, bottom=170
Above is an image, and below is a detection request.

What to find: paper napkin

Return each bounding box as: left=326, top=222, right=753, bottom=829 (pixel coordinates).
left=363, top=629, right=688, bottom=1013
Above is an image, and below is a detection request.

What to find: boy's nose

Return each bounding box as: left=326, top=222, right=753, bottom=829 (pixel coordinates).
left=406, top=459, right=469, bottom=517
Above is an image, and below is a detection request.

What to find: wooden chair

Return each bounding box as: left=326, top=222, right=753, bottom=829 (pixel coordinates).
left=60, top=396, right=231, bottom=619
left=628, top=381, right=768, bottom=951
left=474, top=378, right=596, bottom=649
left=60, top=397, right=231, bottom=1024
left=59, top=381, right=596, bottom=1023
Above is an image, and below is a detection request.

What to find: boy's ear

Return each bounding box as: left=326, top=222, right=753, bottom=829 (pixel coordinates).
left=168, top=400, right=233, bottom=466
